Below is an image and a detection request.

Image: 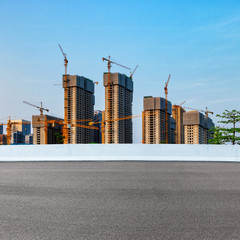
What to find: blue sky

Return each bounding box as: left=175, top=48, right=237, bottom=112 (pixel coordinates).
left=0, top=0, right=240, bottom=142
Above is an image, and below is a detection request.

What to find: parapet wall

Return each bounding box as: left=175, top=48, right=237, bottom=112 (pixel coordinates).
left=0, top=144, right=239, bottom=161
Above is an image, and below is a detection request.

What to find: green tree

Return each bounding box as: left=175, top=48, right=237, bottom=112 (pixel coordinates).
left=208, top=126, right=227, bottom=144
left=54, top=132, right=64, bottom=144
left=209, top=110, right=240, bottom=145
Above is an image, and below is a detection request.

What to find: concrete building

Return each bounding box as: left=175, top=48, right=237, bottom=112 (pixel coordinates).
left=170, top=117, right=176, bottom=144
left=103, top=73, right=133, bottom=144
left=142, top=96, right=174, bottom=144
left=172, top=105, right=185, bottom=144
left=183, top=111, right=214, bottom=144
left=93, top=110, right=102, bottom=143
left=32, top=115, right=63, bottom=145
left=10, top=119, right=31, bottom=144
left=63, top=75, right=95, bottom=144
left=0, top=125, right=3, bottom=134
left=25, top=134, right=33, bottom=144
left=11, top=119, right=31, bottom=136
left=183, top=111, right=205, bottom=144
left=0, top=134, right=7, bottom=145
left=11, top=131, right=25, bottom=144
left=204, top=115, right=215, bottom=144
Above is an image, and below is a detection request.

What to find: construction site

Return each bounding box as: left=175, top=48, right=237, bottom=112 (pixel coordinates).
left=0, top=45, right=215, bottom=146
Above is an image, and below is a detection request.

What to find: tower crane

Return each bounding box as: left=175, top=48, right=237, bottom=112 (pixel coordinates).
left=130, top=65, right=138, bottom=79
left=58, top=44, right=69, bottom=144
left=183, top=106, right=214, bottom=117
left=23, top=101, right=49, bottom=115
left=205, top=107, right=214, bottom=117
left=102, top=56, right=131, bottom=144
left=164, top=74, right=171, bottom=144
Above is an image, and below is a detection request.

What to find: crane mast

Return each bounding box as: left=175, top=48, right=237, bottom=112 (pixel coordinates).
left=6, top=117, right=11, bottom=145
left=164, top=74, right=171, bottom=144
left=58, top=44, right=69, bottom=144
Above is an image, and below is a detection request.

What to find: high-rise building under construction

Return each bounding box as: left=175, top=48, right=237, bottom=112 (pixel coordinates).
left=103, top=73, right=133, bottom=144
left=183, top=111, right=214, bottom=144
left=172, top=105, right=185, bottom=144
left=142, top=96, right=175, bottom=144
left=63, top=75, right=95, bottom=144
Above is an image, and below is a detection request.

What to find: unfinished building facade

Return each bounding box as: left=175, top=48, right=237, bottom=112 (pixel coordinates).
left=103, top=73, right=133, bottom=144
left=172, top=105, right=185, bottom=144
left=32, top=115, right=63, bottom=145
left=204, top=115, right=215, bottom=144
left=93, top=110, right=102, bottom=144
left=0, top=134, right=7, bottom=145
left=142, top=96, right=175, bottom=144
left=63, top=75, right=95, bottom=144
left=183, top=111, right=214, bottom=144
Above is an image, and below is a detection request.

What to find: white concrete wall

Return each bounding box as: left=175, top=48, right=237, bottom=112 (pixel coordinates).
left=0, top=144, right=240, bottom=161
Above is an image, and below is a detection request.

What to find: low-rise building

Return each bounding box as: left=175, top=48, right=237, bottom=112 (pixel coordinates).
left=32, top=115, right=63, bottom=144
left=9, top=119, right=31, bottom=144
left=25, top=134, right=33, bottom=144
left=11, top=119, right=31, bottom=136
left=11, top=131, right=25, bottom=144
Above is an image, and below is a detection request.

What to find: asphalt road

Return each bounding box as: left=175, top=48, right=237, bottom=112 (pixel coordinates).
left=1, top=161, right=240, bottom=240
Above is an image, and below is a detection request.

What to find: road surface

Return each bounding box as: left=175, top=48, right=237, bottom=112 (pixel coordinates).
left=0, top=161, right=240, bottom=240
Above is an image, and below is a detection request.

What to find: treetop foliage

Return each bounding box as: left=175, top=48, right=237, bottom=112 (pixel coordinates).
left=209, top=109, right=240, bottom=145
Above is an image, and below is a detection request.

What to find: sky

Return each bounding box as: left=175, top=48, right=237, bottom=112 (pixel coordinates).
left=0, top=0, right=240, bottom=143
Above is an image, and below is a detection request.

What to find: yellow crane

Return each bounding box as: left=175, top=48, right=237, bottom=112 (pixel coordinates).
left=183, top=106, right=213, bottom=117
left=23, top=101, right=49, bottom=115
left=0, top=117, right=98, bottom=145
left=58, top=44, right=69, bottom=144
left=32, top=118, right=99, bottom=145
left=164, top=74, right=171, bottom=144
left=89, top=111, right=158, bottom=144
left=102, top=56, right=131, bottom=144
left=0, top=117, right=30, bottom=145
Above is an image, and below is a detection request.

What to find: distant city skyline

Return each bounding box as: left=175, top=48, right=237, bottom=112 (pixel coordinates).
left=0, top=1, right=240, bottom=143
